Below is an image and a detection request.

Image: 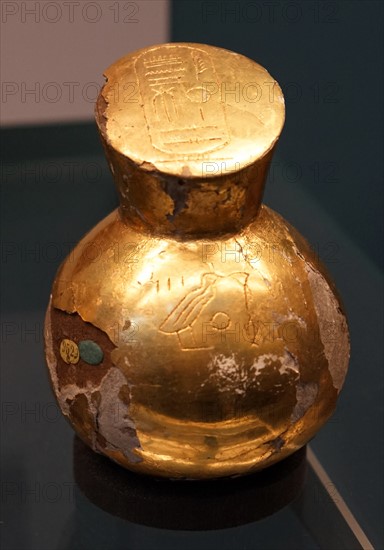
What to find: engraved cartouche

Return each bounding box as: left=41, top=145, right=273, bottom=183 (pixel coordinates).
left=44, top=43, right=350, bottom=479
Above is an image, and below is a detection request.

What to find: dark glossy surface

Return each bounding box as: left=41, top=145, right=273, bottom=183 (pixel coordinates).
left=73, top=437, right=307, bottom=530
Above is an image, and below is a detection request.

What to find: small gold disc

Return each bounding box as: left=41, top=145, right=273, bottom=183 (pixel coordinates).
left=60, top=339, right=80, bottom=365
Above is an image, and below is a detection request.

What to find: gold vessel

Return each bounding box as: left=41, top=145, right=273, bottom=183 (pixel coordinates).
left=44, top=43, right=350, bottom=479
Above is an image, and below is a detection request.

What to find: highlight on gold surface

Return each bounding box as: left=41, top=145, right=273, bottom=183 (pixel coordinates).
left=99, top=43, right=284, bottom=175
left=44, top=43, right=350, bottom=479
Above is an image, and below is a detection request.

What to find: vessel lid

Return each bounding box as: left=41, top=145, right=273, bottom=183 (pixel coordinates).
left=95, top=43, right=285, bottom=237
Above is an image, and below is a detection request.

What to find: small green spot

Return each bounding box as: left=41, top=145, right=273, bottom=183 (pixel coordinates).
left=78, top=340, right=103, bottom=365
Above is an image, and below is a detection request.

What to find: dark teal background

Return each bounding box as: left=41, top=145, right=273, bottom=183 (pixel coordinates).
left=171, top=0, right=383, bottom=269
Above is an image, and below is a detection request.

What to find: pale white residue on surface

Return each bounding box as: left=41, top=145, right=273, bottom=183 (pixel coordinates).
left=205, top=353, right=248, bottom=395
left=273, top=306, right=307, bottom=331
left=285, top=311, right=307, bottom=328
left=249, top=351, right=299, bottom=377
left=205, top=350, right=300, bottom=394
left=209, top=353, right=240, bottom=375
left=250, top=354, right=279, bottom=376
left=278, top=350, right=300, bottom=376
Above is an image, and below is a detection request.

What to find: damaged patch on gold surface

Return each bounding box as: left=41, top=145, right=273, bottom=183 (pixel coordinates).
left=290, top=382, right=318, bottom=423
left=44, top=299, right=142, bottom=463
left=204, top=351, right=300, bottom=395
left=67, top=393, right=96, bottom=446
left=44, top=299, right=60, bottom=396
left=96, top=367, right=142, bottom=463
left=306, top=265, right=350, bottom=391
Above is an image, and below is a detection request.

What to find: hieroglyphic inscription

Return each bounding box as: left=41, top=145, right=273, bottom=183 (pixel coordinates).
left=135, top=46, right=230, bottom=156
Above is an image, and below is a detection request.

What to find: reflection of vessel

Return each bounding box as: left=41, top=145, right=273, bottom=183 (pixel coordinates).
left=73, top=435, right=307, bottom=530
left=44, top=43, right=350, bottom=479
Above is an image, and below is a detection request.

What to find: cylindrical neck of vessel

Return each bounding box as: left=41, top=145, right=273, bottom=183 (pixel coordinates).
left=100, top=135, right=275, bottom=240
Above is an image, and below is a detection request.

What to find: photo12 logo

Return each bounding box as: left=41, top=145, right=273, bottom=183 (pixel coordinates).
left=1, top=2, right=140, bottom=24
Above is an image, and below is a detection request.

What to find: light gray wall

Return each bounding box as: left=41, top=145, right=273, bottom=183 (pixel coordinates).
left=1, top=0, right=170, bottom=125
